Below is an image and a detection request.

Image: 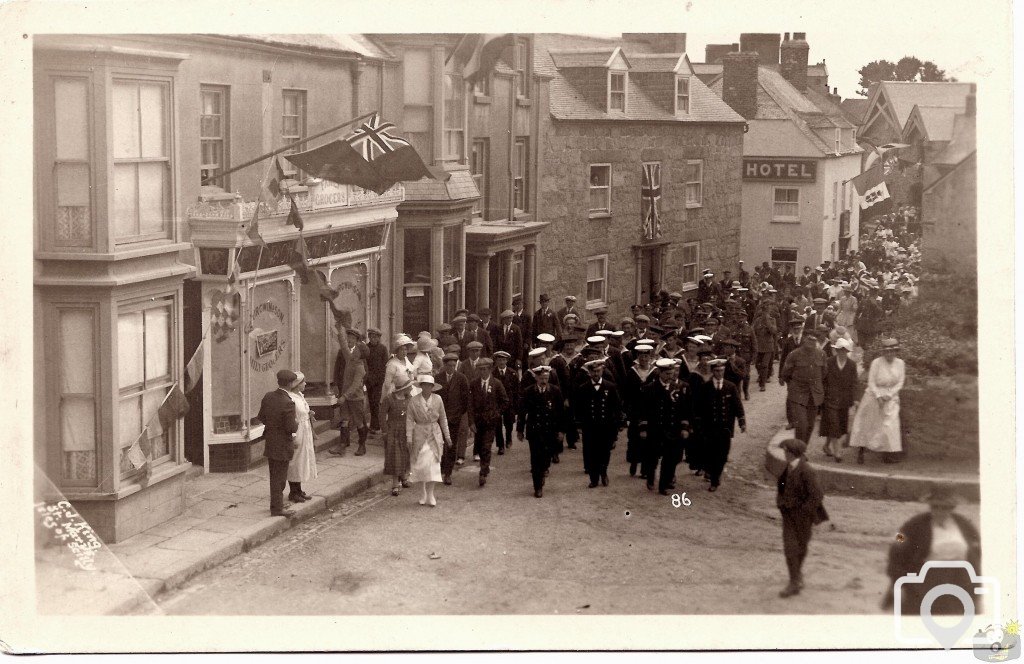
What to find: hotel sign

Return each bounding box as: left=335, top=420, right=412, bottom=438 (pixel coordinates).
left=743, top=159, right=817, bottom=182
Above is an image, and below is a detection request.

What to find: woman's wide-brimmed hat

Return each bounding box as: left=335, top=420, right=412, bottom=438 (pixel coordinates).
left=393, top=376, right=420, bottom=396
left=288, top=371, right=305, bottom=389
left=416, top=337, right=433, bottom=352
left=394, top=334, right=415, bottom=349
left=880, top=338, right=901, bottom=350
left=414, top=373, right=435, bottom=386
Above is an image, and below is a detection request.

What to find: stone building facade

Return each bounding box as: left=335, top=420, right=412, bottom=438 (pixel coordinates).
left=533, top=34, right=745, bottom=321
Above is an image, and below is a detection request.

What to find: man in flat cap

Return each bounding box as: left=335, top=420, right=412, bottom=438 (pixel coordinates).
left=634, top=314, right=655, bottom=342
left=556, top=295, right=581, bottom=332
left=575, top=358, right=622, bottom=488
left=519, top=365, right=564, bottom=497
left=258, top=369, right=301, bottom=517
left=460, top=340, right=486, bottom=384
left=776, top=438, right=826, bottom=598
left=468, top=357, right=509, bottom=487
left=492, top=351, right=519, bottom=455
left=364, top=327, right=388, bottom=432
left=642, top=357, right=693, bottom=494
left=479, top=308, right=500, bottom=347
left=464, top=313, right=493, bottom=358
left=533, top=293, right=561, bottom=341
left=697, top=358, right=746, bottom=491
left=494, top=309, right=524, bottom=371
left=780, top=332, right=826, bottom=444
left=585, top=307, right=615, bottom=338
left=437, top=351, right=471, bottom=483
left=752, top=306, right=779, bottom=392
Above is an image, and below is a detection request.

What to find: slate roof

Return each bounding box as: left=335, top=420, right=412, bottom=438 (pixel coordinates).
left=923, top=109, right=975, bottom=190
left=629, top=53, right=688, bottom=73
left=840, top=98, right=869, bottom=125
left=403, top=169, right=479, bottom=202
left=535, top=34, right=743, bottom=124
left=906, top=105, right=960, bottom=142
left=230, top=34, right=393, bottom=59
left=709, top=66, right=861, bottom=156
left=549, top=48, right=620, bottom=68
left=872, top=81, right=973, bottom=129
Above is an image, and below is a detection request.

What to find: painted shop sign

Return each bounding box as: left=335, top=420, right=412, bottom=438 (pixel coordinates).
left=742, top=159, right=817, bottom=182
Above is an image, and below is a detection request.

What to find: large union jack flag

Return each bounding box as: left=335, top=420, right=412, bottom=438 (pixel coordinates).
left=346, top=113, right=412, bottom=161
left=641, top=162, right=662, bottom=240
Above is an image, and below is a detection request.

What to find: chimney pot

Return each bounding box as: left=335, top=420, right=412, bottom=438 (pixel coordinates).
left=793, top=32, right=806, bottom=40
left=780, top=35, right=810, bottom=91
left=784, top=32, right=790, bottom=41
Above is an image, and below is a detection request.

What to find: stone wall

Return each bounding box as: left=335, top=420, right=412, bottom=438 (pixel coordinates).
left=921, top=153, right=976, bottom=274
left=536, top=118, right=744, bottom=322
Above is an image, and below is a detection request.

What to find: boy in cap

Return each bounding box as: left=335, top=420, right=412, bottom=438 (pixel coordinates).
left=697, top=357, right=746, bottom=491
left=519, top=365, right=565, bottom=497
left=492, top=351, right=519, bottom=455
left=465, top=314, right=493, bottom=357
left=575, top=358, right=623, bottom=488
left=468, top=357, right=509, bottom=487
left=642, top=357, right=693, bottom=494
left=776, top=438, right=826, bottom=598
left=258, top=369, right=301, bottom=517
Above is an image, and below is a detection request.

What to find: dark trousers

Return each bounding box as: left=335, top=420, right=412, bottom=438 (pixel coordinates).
left=685, top=431, right=705, bottom=472
left=791, top=401, right=818, bottom=443
left=581, top=426, right=614, bottom=482
left=625, top=418, right=645, bottom=465
left=643, top=436, right=681, bottom=491
left=527, top=435, right=555, bottom=490
left=440, top=417, right=462, bottom=477
left=563, top=403, right=579, bottom=447
left=755, top=351, right=774, bottom=387
left=367, top=383, right=383, bottom=429
left=268, top=458, right=290, bottom=513
left=495, top=410, right=515, bottom=450
left=704, top=430, right=733, bottom=486
left=781, top=508, right=814, bottom=582
left=474, top=421, right=496, bottom=477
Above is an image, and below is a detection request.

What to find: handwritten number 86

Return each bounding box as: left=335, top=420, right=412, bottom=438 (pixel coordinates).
left=671, top=493, right=691, bottom=507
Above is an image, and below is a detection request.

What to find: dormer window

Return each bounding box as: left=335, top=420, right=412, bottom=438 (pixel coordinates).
left=609, top=72, right=626, bottom=112
left=675, top=76, right=690, bottom=115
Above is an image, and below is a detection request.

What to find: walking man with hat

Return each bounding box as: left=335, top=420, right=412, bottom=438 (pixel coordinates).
left=533, top=293, right=560, bottom=341
left=643, top=357, right=693, bottom=494
left=494, top=309, right=524, bottom=371
left=699, top=358, right=746, bottom=491
left=492, top=351, right=519, bottom=455
left=575, top=358, right=622, bottom=488
left=780, top=332, right=826, bottom=444
left=258, top=369, right=301, bottom=517
left=364, top=328, right=388, bottom=432
left=776, top=438, right=826, bottom=597
left=557, top=295, right=581, bottom=331
left=468, top=357, right=509, bottom=487
left=437, top=352, right=470, bottom=484
left=519, top=365, right=564, bottom=497
left=331, top=323, right=371, bottom=457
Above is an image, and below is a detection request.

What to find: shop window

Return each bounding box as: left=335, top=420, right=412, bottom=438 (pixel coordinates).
left=512, top=251, right=524, bottom=302
left=773, top=187, right=800, bottom=221
left=403, top=49, right=433, bottom=163
left=210, top=291, right=242, bottom=434
left=52, top=77, right=93, bottom=248
left=58, top=307, right=98, bottom=483
left=442, top=225, right=463, bottom=321
left=117, top=300, right=174, bottom=478
left=112, top=79, right=172, bottom=243
left=681, top=242, right=699, bottom=290
left=299, top=269, right=329, bottom=393
left=247, top=280, right=293, bottom=426
left=586, top=255, right=608, bottom=307
left=200, top=85, right=229, bottom=186
left=403, top=227, right=432, bottom=336
left=589, top=164, right=611, bottom=215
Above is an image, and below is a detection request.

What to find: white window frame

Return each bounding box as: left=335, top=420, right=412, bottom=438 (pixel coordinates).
left=470, top=138, right=488, bottom=216
left=834, top=128, right=841, bottom=154
left=608, top=71, right=627, bottom=112
left=281, top=89, right=307, bottom=178
left=772, top=186, right=801, bottom=222
left=681, top=241, right=700, bottom=290
left=589, top=163, right=612, bottom=216
left=585, top=254, right=609, bottom=308
left=443, top=72, right=466, bottom=162
left=200, top=85, right=229, bottom=188
left=513, top=137, right=528, bottom=213
left=675, top=76, right=691, bottom=115
left=515, top=39, right=530, bottom=99
left=511, top=251, right=524, bottom=302
left=685, top=159, right=703, bottom=208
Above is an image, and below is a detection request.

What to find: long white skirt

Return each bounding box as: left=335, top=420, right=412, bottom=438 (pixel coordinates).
left=408, top=440, right=442, bottom=483
left=848, top=390, right=902, bottom=453
left=287, top=421, right=318, bottom=482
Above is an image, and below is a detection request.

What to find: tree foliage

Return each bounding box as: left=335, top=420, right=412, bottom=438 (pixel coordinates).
left=856, top=56, right=955, bottom=96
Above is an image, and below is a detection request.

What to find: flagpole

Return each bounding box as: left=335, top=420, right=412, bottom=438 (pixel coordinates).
left=201, top=110, right=378, bottom=186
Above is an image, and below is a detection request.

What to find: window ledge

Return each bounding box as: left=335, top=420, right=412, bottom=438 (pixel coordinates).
left=685, top=203, right=703, bottom=210
left=516, top=96, right=532, bottom=107
left=588, top=211, right=612, bottom=220
left=771, top=219, right=801, bottom=224
left=474, top=94, right=492, bottom=105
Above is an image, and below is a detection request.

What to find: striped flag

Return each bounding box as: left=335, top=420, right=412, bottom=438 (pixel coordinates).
left=184, top=342, right=204, bottom=394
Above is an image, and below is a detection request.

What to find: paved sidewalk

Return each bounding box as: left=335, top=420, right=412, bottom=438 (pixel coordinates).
left=103, top=431, right=386, bottom=609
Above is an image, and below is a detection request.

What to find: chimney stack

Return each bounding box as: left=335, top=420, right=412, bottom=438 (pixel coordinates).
left=722, top=51, right=759, bottom=119
left=623, top=33, right=687, bottom=54
left=780, top=32, right=810, bottom=91
left=705, top=43, right=739, bottom=64
left=739, top=33, right=781, bottom=66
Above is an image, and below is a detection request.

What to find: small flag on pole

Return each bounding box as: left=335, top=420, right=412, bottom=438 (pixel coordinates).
left=184, top=342, right=204, bottom=394
left=283, top=139, right=385, bottom=193
left=850, top=163, right=891, bottom=210
left=265, top=155, right=287, bottom=201
left=157, top=385, right=191, bottom=431
left=289, top=236, right=311, bottom=284
left=286, top=194, right=304, bottom=231
left=315, top=270, right=339, bottom=302
left=225, top=257, right=241, bottom=295
left=244, top=208, right=267, bottom=247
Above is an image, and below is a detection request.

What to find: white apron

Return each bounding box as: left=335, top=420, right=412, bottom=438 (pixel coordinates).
left=286, top=391, right=318, bottom=482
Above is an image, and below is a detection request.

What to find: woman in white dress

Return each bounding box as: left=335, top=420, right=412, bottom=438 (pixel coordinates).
left=849, top=339, right=906, bottom=464
left=285, top=372, right=317, bottom=503
left=837, top=286, right=859, bottom=342
left=380, top=335, right=416, bottom=404
left=406, top=374, right=451, bottom=507
left=411, top=337, right=435, bottom=377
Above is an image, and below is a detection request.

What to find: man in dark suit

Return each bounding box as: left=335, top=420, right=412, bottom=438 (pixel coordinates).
left=459, top=341, right=486, bottom=382
left=575, top=358, right=623, bottom=488
left=642, top=358, right=693, bottom=494
left=621, top=344, right=657, bottom=477
left=437, top=352, right=471, bottom=485
left=492, top=351, right=519, bottom=455
left=780, top=332, right=826, bottom=444
left=518, top=366, right=564, bottom=497
left=803, top=298, right=828, bottom=334
left=584, top=307, right=615, bottom=338
left=257, top=370, right=300, bottom=517
left=464, top=314, right=493, bottom=358
left=698, top=359, right=746, bottom=491
left=479, top=308, right=500, bottom=347
left=510, top=295, right=532, bottom=366
left=532, top=293, right=560, bottom=341
left=364, top=328, right=389, bottom=432
left=777, top=318, right=805, bottom=391
left=752, top=307, right=779, bottom=392
left=776, top=438, right=826, bottom=597
left=468, top=357, right=509, bottom=487
left=556, top=295, right=581, bottom=331
left=493, top=309, right=524, bottom=371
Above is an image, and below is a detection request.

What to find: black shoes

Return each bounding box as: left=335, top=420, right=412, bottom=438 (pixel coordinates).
left=479, top=476, right=487, bottom=487
left=588, top=481, right=598, bottom=488
left=498, top=448, right=505, bottom=455
left=354, top=443, right=367, bottom=456
left=442, top=475, right=452, bottom=486
left=552, top=455, right=560, bottom=464
left=779, top=581, right=801, bottom=598
left=601, top=473, right=609, bottom=487
left=708, top=484, right=718, bottom=492
left=629, top=463, right=637, bottom=476
left=534, top=489, right=543, bottom=498
left=288, top=493, right=308, bottom=503
left=658, top=489, right=669, bottom=496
